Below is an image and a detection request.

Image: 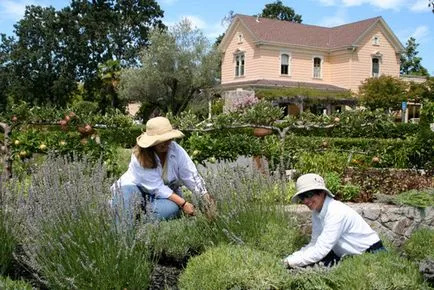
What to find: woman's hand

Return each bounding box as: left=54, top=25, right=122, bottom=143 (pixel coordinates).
left=182, top=201, right=195, bottom=216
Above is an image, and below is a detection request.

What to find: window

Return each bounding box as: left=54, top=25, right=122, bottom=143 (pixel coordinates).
left=235, top=53, right=245, bottom=77
left=373, top=36, right=380, bottom=46
left=281, top=53, right=290, bottom=75
left=237, top=33, right=243, bottom=43
left=313, top=57, right=322, bottom=79
left=372, top=57, right=380, bottom=77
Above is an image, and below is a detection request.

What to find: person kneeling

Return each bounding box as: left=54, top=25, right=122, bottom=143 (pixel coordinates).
left=111, top=116, right=216, bottom=222
left=283, top=173, right=385, bottom=268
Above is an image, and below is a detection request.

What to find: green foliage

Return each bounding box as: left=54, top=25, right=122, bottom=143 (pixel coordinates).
left=119, top=19, right=220, bottom=117
left=359, top=75, right=408, bottom=110
left=295, top=151, right=349, bottom=176
left=400, top=37, right=429, bottom=76
left=137, top=217, right=211, bottom=260
left=201, top=165, right=307, bottom=257
left=178, top=245, right=290, bottom=290
left=0, top=0, right=165, bottom=110
left=0, top=276, right=33, bottom=290
left=181, top=131, right=261, bottom=165
left=12, top=156, right=153, bottom=290
left=242, top=99, right=284, bottom=125
left=330, top=251, right=429, bottom=289
left=408, top=100, right=434, bottom=171
left=394, top=189, right=434, bottom=208
left=256, top=87, right=352, bottom=100
left=403, top=228, right=434, bottom=261
left=260, top=0, right=303, bottom=22
left=0, top=209, right=17, bottom=276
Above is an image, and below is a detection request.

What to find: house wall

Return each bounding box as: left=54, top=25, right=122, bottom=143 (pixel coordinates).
left=349, top=25, right=401, bottom=91
left=221, top=22, right=401, bottom=93
left=221, top=24, right=259, bottom=84
left=328, top=51, right=352, bottom=89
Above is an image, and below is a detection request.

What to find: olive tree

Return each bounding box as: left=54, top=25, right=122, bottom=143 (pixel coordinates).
left=119, top=19, right=220, bottom=117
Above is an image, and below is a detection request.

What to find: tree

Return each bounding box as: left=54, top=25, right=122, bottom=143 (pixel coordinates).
left=98, top=59, right=122, bottom=111
left=430, top=0, right=434, bottom=13
left=0, top=34, right=14, bottom=112
left=9, top=5, right=77, bottom=107
left=359, top=75, right=408, bottom=110
left=119, top=19, right=220, bottom=118
left=400, top=37, right=429, bottom=76
left=260, top=0, right=302, bottom=23
left=1, top=0, right=165, bottom=110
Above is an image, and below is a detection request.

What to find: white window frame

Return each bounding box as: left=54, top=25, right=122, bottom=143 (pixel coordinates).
left=312, top=56, right=323, bottom=79
left=234, top=52, right=245, bottom=77
left=280, top=53, right=291, bottom=76
left=373, top=35, right=380, bottom=46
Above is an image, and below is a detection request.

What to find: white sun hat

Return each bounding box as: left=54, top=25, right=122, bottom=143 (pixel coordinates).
left=291, top=173, right=334, bottom=203
left=136, top=116, right=184, bottom=148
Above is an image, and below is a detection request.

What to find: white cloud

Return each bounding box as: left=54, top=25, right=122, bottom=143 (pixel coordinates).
left=412, top=25, right=430, bottom=43
left=165, top=15, right=224, bottom=41
left=398, top=25, right=430, bottom=46
left=410, top=0, right=431, bottom=12
left=317, top=0, right=336, bottom=6
left=326, top=0, right=407, bottom=10
left=159, top=0, right=179, bottom=5
left=0, top=0, right=33, bottom=21
left=181, top=15, right=206, bottom=30
left=316, top=9, right=348, bottom=27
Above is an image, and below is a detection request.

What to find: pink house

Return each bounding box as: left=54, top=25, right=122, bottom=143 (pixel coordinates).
left=218, top=14, right=404, bottom=114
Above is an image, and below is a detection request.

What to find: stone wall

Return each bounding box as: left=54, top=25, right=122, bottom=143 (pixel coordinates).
left=286, top=203, right=434, bottom=247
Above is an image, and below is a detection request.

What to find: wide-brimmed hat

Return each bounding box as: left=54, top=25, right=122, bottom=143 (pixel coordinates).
left=136, top=117, right=184, bottom=148
left=291, top=173, right=334, bottom=203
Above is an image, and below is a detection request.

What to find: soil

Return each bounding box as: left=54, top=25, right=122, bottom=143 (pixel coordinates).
left=149, top=264, right=182, bottom=290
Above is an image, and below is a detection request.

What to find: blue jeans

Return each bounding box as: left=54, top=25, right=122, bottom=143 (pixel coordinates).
left=112, top=185, right=181, bottom=221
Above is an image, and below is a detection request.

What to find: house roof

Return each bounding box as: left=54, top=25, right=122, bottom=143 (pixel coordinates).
left=221, top=14, right=404, bottom=52
left=218, top=79, right=349, bottom=92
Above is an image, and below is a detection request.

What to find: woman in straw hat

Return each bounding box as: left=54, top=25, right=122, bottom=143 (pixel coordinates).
left=283, top=173, right=384, bottom=268
left=111, top=116, right=215, bottom=221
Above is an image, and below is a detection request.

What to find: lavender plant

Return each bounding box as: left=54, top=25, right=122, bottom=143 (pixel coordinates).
left=11, top=155, right=153, bottom=289
left=0, top=176, right=19, bottom=276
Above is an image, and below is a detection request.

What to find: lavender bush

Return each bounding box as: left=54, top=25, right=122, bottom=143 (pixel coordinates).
left=7, top=155, right=153, bottom=289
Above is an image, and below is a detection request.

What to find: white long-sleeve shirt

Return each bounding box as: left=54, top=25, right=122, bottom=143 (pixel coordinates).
left=285, top=196, right=380, bottom=267
left=112, top=141, right=207, bottom=199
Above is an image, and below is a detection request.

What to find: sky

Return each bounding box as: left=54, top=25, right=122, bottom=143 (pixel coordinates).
left=0, top=0, right=433, bottom=74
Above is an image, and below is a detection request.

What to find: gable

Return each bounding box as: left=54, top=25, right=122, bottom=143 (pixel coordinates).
left=219, top=15, right=404, bottom=54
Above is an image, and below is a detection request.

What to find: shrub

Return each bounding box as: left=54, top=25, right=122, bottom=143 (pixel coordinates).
left=0, top=209, right=17, bottom=276
left=0, top=178, right=19, bottom=276
left=137, top=217, right=212, bottom=261
left=12, top=156, right=153, bottom=289
left=178, top=245, right=289, bottom=290
left=0, top=276, right=33, bottom=290
left=403, top=228, right=434, bottom=261
left=395, top=189, right=434, bottom=208
left=330, top=251, right=429, bottom=289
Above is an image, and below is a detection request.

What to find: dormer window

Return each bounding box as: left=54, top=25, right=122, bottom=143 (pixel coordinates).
left=373, top=36, right=380, bottom=46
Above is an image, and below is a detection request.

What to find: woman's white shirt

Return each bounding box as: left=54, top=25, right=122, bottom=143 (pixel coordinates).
left=112, top=141, right=207, bottom=199
left=284, top=196, right=380, bottom=267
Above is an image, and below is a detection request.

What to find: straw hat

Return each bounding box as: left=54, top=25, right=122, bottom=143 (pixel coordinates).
left=136, top=117, right=184, bottom=148
left=291, top=173, right=334, bottom=203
